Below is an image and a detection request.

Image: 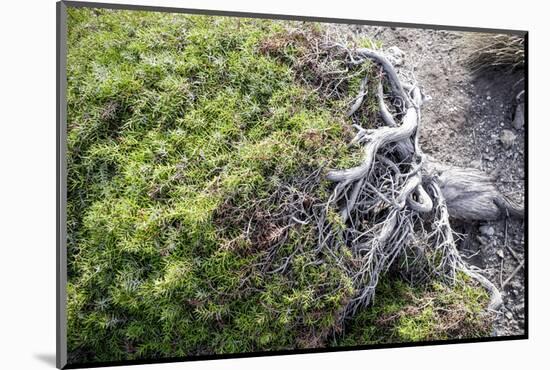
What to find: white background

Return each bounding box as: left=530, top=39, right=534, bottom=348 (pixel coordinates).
left=0, top=0, right=547, bottom=369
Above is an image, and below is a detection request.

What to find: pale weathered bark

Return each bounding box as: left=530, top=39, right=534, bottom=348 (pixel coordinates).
left=315, top=44, right=523, bottom=318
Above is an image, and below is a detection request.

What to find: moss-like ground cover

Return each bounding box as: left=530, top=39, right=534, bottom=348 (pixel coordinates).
left=66, top=8, right=490, bottom=364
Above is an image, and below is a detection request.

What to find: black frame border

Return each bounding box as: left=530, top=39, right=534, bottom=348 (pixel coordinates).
left=56, top=1, right=529, bottom=369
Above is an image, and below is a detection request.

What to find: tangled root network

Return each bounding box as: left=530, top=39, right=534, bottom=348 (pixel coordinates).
left=267, top=44, right=524, bottom=324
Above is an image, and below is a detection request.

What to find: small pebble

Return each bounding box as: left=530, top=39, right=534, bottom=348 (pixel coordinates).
left=480, top=225, right=495, bottom=236
left=500, top=129, right=517, bottom=149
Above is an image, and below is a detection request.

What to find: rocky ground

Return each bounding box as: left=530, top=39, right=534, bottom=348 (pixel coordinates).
left=340, top=25, right=526, bottom=336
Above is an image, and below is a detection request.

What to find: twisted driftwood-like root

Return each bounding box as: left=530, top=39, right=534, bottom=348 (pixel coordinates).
left=427, top=161, right=524, bottom=221
left=259, top=42, right=523, bottom=328
left=314, top=45, right=523, bottom=320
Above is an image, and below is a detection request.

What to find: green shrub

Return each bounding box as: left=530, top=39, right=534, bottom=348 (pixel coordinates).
left=66, top=8, right=491, bottom=364
left=332, top=273, right=491, bottom=346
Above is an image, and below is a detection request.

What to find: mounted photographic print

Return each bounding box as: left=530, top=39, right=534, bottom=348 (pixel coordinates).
left=56, top=1, right=527, bottom=368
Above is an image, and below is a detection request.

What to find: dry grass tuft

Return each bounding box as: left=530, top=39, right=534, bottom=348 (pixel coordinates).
left=463, top=33, right=524, bottom=73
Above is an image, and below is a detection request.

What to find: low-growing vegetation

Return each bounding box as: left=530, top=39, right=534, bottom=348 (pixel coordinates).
left=66, top=8, right=491, bottom=364
left=334, top=273, right=491, bottom=346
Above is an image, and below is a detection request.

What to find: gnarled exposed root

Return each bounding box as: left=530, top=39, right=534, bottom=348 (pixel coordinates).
left=260, top=42, right=523, bottom=329
left=313, top=44, right=523, bottom=321
left=426, top=160, right=524, bottom=221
